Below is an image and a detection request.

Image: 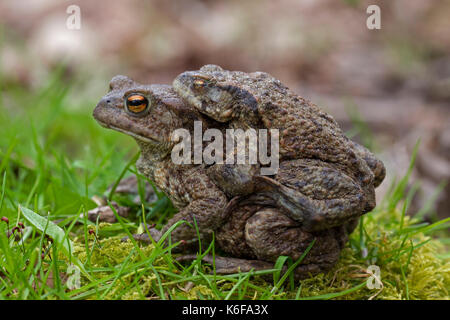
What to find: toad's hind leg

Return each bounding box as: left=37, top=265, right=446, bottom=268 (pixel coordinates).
left=244, top=209, right=345, bottom=276
left=209, top=207, right=349, bottom=279
left=252, top=158, right=375, bottom=232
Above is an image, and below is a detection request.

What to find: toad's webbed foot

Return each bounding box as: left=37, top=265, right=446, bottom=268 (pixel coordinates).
left=347, top=139, right=386, bottom=188
left=176, top=254, right=330, bottom=280
left=176, top=254, right=274, bottom=274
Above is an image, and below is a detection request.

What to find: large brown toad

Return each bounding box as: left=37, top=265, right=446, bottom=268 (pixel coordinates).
left=93, top=72, right=385, bottom=279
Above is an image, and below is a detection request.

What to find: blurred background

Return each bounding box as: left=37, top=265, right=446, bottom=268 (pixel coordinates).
left=0, top=0, right=449, bottom=220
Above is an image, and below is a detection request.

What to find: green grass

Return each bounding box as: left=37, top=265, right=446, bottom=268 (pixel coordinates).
left=0, top=68, right=449, bottom=300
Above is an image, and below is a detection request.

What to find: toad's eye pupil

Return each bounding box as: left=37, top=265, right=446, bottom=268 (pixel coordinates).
left=126, top=94, right=148, bottom=114
left=128, top=98, right=144, bottom=106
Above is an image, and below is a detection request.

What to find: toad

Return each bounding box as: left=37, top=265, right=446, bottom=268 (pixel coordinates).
left=93, top=71, right=385, bottom=278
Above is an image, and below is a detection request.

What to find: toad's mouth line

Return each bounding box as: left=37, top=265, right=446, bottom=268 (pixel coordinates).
left=96, top=120, right=159, bottom=144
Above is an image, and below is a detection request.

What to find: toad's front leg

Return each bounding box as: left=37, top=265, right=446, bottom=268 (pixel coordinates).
left=156, top=168, right=228, bottom=251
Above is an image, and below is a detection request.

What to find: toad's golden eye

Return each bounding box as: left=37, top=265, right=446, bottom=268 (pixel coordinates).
left=193, top=79, right=206, bottom=89
left=125, top=94, right=149, bottom=114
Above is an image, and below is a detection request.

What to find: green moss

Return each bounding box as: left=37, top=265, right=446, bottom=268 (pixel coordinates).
left=293, top=209, right=449, bottom=300
left=68, top=208, right=449, bottom=300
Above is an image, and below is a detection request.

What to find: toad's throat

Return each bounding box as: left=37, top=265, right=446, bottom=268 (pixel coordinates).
left=95, top=120, right=160, bottom=145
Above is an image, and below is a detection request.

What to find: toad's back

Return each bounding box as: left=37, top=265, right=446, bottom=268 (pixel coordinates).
left=216, top=69, right=375, bottom=186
